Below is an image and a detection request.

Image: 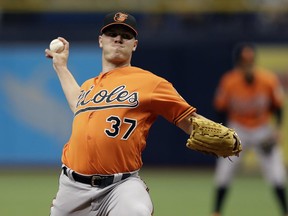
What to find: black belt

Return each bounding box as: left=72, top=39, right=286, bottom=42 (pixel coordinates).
left=62, top=166, right=131, bottom=187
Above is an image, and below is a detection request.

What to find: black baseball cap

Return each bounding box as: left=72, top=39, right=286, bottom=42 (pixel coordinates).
left=100, top=12, right=138, bottom=37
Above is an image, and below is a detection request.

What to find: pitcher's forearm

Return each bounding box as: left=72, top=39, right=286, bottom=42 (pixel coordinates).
left=56, top=67, right=80, bottom=113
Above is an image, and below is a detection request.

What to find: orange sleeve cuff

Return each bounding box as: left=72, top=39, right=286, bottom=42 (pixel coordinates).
left=173, top=107, right=196, bottom=125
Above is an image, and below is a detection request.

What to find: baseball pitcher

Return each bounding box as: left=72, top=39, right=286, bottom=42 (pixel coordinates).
left=45, top=12, right=241, bottom=216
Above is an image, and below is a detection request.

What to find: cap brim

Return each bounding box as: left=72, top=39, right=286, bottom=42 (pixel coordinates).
left=101, top=23, right=138, bottom=36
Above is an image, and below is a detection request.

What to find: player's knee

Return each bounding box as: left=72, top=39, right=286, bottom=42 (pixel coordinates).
left=113, top=203, right=152, bottom=216
left=127, top=204, right=152, bottom=216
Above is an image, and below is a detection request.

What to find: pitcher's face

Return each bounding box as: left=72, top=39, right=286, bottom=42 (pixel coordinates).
left=99, top=25, right=138, bottom=64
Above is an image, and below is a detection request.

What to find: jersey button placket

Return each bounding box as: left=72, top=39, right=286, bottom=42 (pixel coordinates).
left=89, top=112, right=94, bottom=119
left=87, top=113, right=94, bottom=140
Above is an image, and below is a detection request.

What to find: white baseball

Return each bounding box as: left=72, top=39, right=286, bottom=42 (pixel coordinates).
left=49, top=39, right=65, bottom=53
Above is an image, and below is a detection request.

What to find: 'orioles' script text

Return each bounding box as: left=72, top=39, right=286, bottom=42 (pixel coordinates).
left=75, top=85, right=139, bottom=116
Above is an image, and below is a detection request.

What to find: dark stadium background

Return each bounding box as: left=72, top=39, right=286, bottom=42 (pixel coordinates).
left=1, top=4, right=288, bottom=167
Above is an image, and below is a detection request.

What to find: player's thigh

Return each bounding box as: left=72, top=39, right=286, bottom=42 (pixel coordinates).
left=214, top=154, right=243, bottom=186
left=108, top=177, right=153, bottom=216
left=256, top=146, right=286, bottom=185
left=50, top=173, right=92, bottom=216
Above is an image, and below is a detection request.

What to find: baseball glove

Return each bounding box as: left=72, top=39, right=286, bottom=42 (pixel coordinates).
left=186, top=117, right=242, bottom=158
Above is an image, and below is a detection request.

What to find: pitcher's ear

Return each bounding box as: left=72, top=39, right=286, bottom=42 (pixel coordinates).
left=132, top=40, right=138, bottom=51
left=99, top=35, right=103, bottom=48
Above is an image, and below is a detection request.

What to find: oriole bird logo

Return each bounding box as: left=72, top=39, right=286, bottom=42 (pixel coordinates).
left=114, top=12, right=128, bottom=22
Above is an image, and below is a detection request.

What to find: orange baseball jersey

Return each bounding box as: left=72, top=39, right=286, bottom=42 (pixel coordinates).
left=62, top=66, right=195, bottom=175
left=214, top=67, right=284, bottom=128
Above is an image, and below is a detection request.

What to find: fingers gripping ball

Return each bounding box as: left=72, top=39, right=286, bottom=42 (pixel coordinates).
left=49, top=39, right=64, bottom=53
left=186, top=117, right=242, bottom=158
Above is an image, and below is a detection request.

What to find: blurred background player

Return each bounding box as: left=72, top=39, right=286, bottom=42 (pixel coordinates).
left=211, top=43, right=288, bottom=216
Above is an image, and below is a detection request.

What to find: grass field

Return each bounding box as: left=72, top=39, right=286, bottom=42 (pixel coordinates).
left=0, top=167, right=283, bottom=216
